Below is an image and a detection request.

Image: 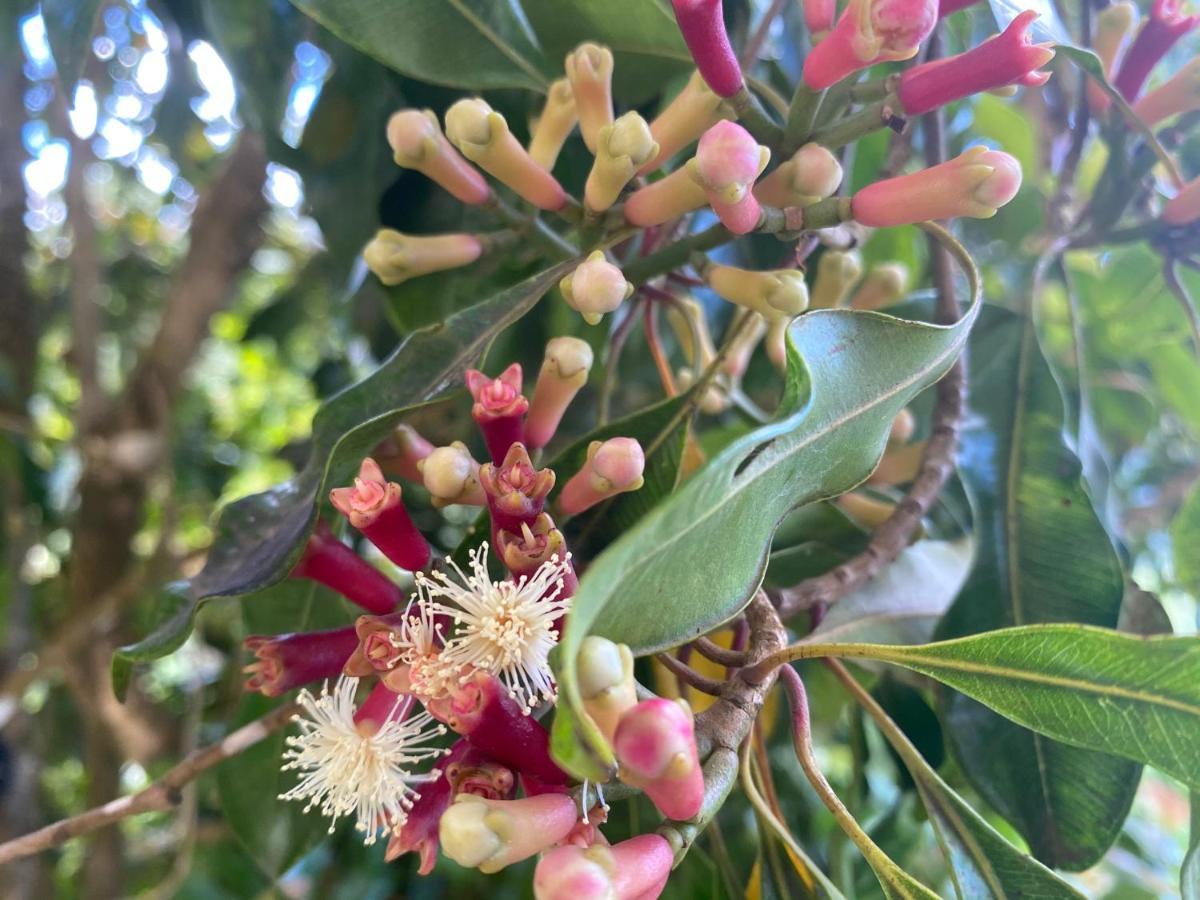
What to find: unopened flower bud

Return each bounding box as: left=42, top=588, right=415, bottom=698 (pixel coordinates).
left=291, top=521, right=402, bottom=614
left=723, top=313, right=767, bottom=379
left=529, top=79, right=578, bottom=171
left=559, top=438, right=646, bottom=516
left=419, top=442, right=486, bottom=508
left=810, top=250, right=863, bottom=309
left=445, top=98, right=568, bottom=210
left=707, top=264, right=809, bottom=321
left=466, top=363, right=529, bottom=462
left=672, top=0, right=744, bottom=97
left=889, top=407, right=915, bottom=445
left=687, top=121, right=770, bottom=234
left=330, top=458, right=431, bottom=571
left=869, top=438, right=926, bottom=485
left=1134, top=57, right=1200, bottom=126
left=387, top=108, right=492, bottom=205
left=479, top=443, right=556, bottom=531
left=765, top=317, right=790, bottom=372
left=803, top=0, right=938, bottom=90
left=850, top=262, right=909, bottom=310
left=440, top=793, right=579, bottom=873
left=754, top=142, right=843, bottom=208
left=342, top=612, right=412, bottom=691
left=1114, top=0, right=1199, bottom=101
left=363, top=229, right=483, bottom=286
left=665, top=295, right=717, bottom=369
left=1089, top=3, right=1138, bottom=113
left=851, top=146, right=1022, bottom=226
left=534, top=835, right=674, bottom=900
left=804, top=0, right=837, bottom=39
left=578, top=636, right=637, bottom=743
left=676, top=368, right=730, bottom=414
left=897, top=11, right=1055, bottom=117
left=624, top=165, right=709, bottom=227
left=560, top=251, right=634, bottom=325
left=527, top=337, right=594, bottom=449
left=613, top=698, right=704, bottom=820
left=938, top=0, right=982, bottom=15
left=642, top=70, right=728, bottom=174
left=565, top=43, right=615, bottom=153
left=1164, top=177, right=1200, bottom=225
left=838, top=490, right=896, bottom=527
left=243, top=626, right=360, bottom=696
left=375, top=424, right=435, bottom=483
left=586, top=112, right=659, bottom=212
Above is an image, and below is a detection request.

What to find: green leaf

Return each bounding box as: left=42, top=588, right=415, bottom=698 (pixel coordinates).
left=113, top=263, right=574, bottom=690
left=806, top=625, right=1200, bottom=791
left=288, top=0, right=551, bottom=91
left=41, top=0, right=101, bottom=89
left=1185, top=793, right=1200, bottom=900
left=215, top=579, right=346, bottom=877
left=842, top=669, right=1086, bottom=900
left=939, top=304, right=1137, bottom=870
left=1173, top=482, right=1200, bottom=597
left=551, top=224, right=981, bottom=779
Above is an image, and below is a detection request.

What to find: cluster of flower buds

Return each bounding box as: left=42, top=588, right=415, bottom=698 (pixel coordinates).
left=804, top=0, right=938, bottom=90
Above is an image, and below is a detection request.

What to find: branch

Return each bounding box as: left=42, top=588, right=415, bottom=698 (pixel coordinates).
left=0, top=701, right=298, bottom=865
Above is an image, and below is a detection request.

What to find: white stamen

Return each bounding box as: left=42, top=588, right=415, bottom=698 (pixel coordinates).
left=279, top=676, right=446, bottom=845
left=419, top=543, right=572, bottom=713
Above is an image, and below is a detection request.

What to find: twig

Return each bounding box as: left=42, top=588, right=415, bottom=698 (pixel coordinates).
left=655, top=652, right=724, bottom=696
left=740, top=0, right=788, bottom=67
left=643, top=300, right=678, bottom=397
left=692, top=637, right=749, bottom=668
left=0, top=701, right=298, bottom=865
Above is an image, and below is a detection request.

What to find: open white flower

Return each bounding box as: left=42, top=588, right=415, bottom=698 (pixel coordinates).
left=280, top=676, right=446, bottom=844
left=418, top=543, right=572, bottom=713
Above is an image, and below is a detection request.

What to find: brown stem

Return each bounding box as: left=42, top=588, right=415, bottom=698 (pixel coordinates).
left=655, top=652, right=724, bottom=696
left=0, top=702, right=298, bottom=865
left=693, top=636, right=749, bottom=668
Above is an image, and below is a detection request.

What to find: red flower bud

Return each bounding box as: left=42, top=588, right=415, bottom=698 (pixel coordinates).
left=466, top=363, right=529, bottom=463
left=1114, top=0, right=1199, bottom=101
left=938, top=0, right=981, bottom=16
left=479, top=442, right=556, bottom=532
left=290, top=521, right=403, bottom=614
left=671, top=0, right=744, bottom=98
left=243, top=626, right=360, bottom=696
left=690, top=121, right=770, bottom=234
left=534, top=834, right=674, bottom=900
left=613, top=698, right=704, bottom=820
left=559, top=438, right=646, bottom=516
left=330, top=458, right=431, bottom=572
left=803, top=0, right=938, bottom=90
left=374, top=424, right=435, bottom=484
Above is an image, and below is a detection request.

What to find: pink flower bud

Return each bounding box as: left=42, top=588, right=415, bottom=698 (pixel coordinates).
left=1089, top=3, right=1139, bottom=113
left=362, top=230, right=484, bottom=286
left=466, top=363, right=529, bottom=462
left=641, top=71, right=728, bottom=175
left=534, top=835, right=674, bottom=900
left=444, top=98, right=568, bottom=211
left=560, top=252, right=635, bottom=326
left=559, top=438, right=646, bottom=516
left=810, top=249, right=863, bottom=309
left=614, top=698, right=703, bottom=820
left=1134, top=57, right=1200, bottom=125
left=672, top=0, right=744, bottom=98
left=938, top=0, right=981, bottom=15
left=849, top=261, right=909, bottom=310
left=330, top=458, right=431, bottom=572
left=1115, top=0, right=1199, bottom=101
left=707, top=264, right=809, bottom=321
left=804, top=0, right=837, bottom=39
left=586, top=112, right=660, bottom=212
left=419, top=442, right=486, bottom=508
left=565, top=44, right=615, bottom=153
left=387, top=109, right=492, bottom=205
left=897, top=11, right=1055, bottom=117
left=624, top=167, right=709, bottom=228
left=374, top=424, right=435, bottom=484
left=578, top=635, right=637, bottom=743
left=527, top=337, right=594, bottom=449
left=425, top=669, right=567, bottom=784
left=803, top=0, right=938, bottom=90
left=754, top=142, right=843, bottom=208
left=529, top=79, right=578, bottom=171
left=243, top=626, right=360, bottom=696
left=479, top=443, right=556, bottom=531
left=851, top=146, right=1022, bottom=226
left=688, top=121, right=770, bottom=234
left=1164, top=176, right=1200, bottom=225
left=291, top=521, right=402, bottom=614
left=439, top=793, right=579, bottom=873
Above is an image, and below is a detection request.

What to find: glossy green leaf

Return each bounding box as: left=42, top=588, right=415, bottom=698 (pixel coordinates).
left=939, top=304, right=1137, bottom=870
left=215, top=579, right=347, bottom=876
left=113, top=263, right=573, bottom=693
left=807, top=625, right=1200, bottom=790
left=1185, top=794, right=1200, bottom=900
left=551, top=226, right=981, bottom=779
left=41, top=0, right=101, bottom=89
left=289, top=0, right=551, bottom=91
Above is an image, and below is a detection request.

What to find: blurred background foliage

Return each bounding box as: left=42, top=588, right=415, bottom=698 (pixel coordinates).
left=0, top=0, right=1197, bottom=898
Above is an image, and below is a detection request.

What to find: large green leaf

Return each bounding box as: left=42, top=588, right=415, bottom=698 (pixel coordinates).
left=113, top=263, right=573, bottom=695
left=215, top=580, right=348, bottom=877
left=805, top=625, right=1200, bottom=791
left=841, top=669, right=1085, bottom=900
left=289, top=0, right=551, bottom=91
left=41, top=0, right=101, bottom=89
left=939, top=304, right=1137, bottom=870
left=551, top=226, right=981, bottom=779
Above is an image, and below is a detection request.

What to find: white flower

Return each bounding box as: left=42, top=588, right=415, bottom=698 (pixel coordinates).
left=280, top=676, right=446, bottom=844
left=393, top=594, right=459, bottom=702
left=418, top=543, right=572, bottom=713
